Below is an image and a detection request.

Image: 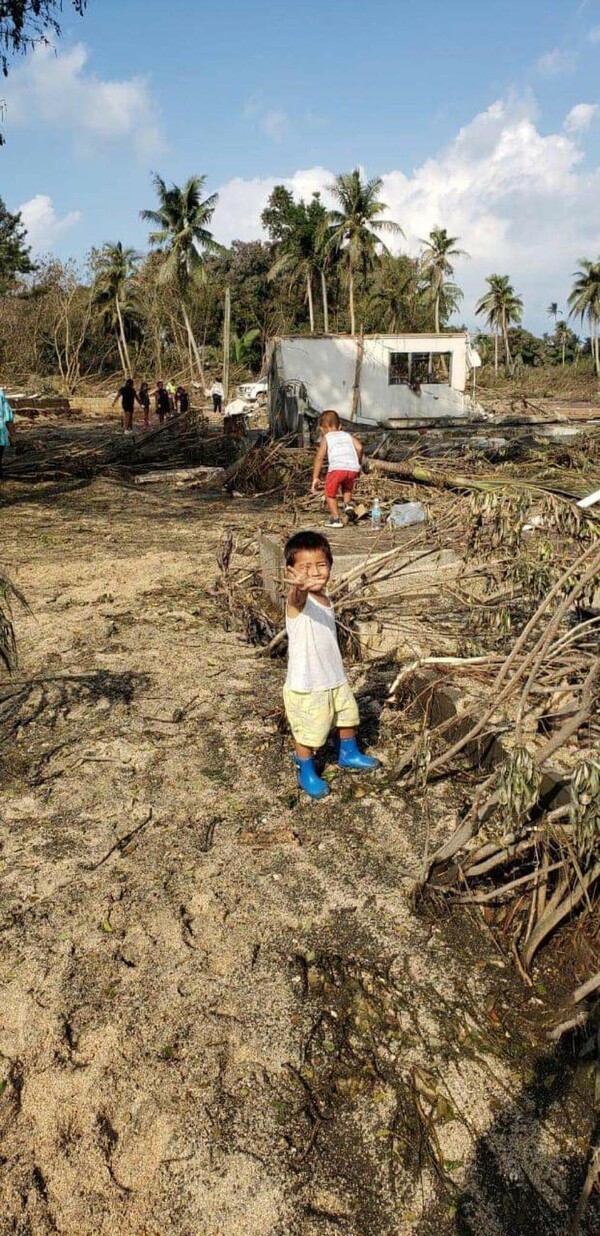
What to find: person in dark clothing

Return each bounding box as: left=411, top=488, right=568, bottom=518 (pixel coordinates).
left=175, top=386, right=190, bottom=414
left=151, top=381, right=171, bottom=425
left=139, top=382, right=151, bottom=429
left=210, top=377, right=224, bottom=415
left=112, top=377, right=140, bottom=434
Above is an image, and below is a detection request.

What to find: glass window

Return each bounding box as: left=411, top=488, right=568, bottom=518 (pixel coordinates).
left=388, top=352, right=410, bottom=384
left=432, top=353, right=452, bottom=383
left=388, top=351, right=452, bottom=385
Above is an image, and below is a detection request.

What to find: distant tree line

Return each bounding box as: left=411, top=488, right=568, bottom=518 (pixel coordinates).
left=0, top=170, right=599, bottom=393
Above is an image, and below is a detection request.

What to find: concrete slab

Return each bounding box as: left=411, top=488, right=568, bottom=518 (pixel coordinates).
left=259, top=523, right=462, bottom=613
left=410, top=669, right=569, bottom=809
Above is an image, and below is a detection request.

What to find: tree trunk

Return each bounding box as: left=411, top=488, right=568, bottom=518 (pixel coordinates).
left=222, top=287, right=231, bottom=402
left=116, top=333, right=127, bottom=376
left=181, top=301, right=205, bottom=387
left=494, top=331, right=499, bottom=375
left=349, top=269, right=355, bottom=335
left=115, top=295, right=132, bottom=377
left=434, top=289, right=440, bottom=334
left=562, top=339, right=566, bottom=367
left=503, top=311, right=511, bottom=370
left=306, top=274, right=315, bottom=334
left=321, top=269, right=329, bottom=333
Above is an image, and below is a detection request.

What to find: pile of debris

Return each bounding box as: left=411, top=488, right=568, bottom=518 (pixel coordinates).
left=2, top=408, right=243, bottom=487
left=7, top=393, right=79, bottom=420
left=214, top=435, right=600, bottom=1116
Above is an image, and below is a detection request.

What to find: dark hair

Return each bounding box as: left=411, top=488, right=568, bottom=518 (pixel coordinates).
left=284, top=530, right=333, bottom=568
left=320, top=409, right=341, bottom=429
left=125, top=377, right=134, bottom=387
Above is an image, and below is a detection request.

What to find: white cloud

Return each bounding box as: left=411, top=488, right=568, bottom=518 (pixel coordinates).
left=564, top=103, right=599, bottom=133
left=212, top=167, right=335, bottom=245
left=260, top=108, right=289, bottom=142
left=588, top=24, right=600, bottom=44
left=19, top=195, right=81, bottom=251
left=212, top=94, right=600, bottom=332
left=242, top=95, right=290, bottom=143
left=536, top=48, right=578, bottom=75
left=3, top=42, right=163, bottom=158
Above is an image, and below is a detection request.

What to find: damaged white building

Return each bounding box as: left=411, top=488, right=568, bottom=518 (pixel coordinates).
left=268, top=332, right=481, bottom=435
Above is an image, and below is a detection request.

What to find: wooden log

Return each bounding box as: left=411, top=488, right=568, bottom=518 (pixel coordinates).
left=370, top=457, right=583, bottom=500
left=134, top=466, right=226, bottom=488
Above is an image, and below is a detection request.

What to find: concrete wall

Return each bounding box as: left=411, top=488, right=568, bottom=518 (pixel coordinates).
left=274, top=334, right=470, bottom=427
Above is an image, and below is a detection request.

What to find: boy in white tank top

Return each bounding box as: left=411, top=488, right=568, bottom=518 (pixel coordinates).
left=283, top=529, right=381, bottom=799
left=311, top=409, right=364, bottom=526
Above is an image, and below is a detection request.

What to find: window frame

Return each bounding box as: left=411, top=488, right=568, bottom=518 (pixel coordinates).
left=388, top=350, right=453, bottom=386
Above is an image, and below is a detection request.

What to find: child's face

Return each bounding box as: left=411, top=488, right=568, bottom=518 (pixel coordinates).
left=289, top=548, right=331, bottom=592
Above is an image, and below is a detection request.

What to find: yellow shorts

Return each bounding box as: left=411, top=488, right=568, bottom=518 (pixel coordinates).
left=283, top=682, right=359, bottom=749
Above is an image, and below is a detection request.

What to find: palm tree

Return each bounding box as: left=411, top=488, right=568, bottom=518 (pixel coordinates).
left=475, top=275, right=523, bottom=373
left=568, top=258, right=600, bottom=376
left=419, top=228, right=468, bottom=332
left=554, top=320, right=569, bottom=367
left=327, top=169, right=403, bottom=335
left=314, top=203, right=337, bottom=333
left=141, top=173, right=223, bottom=383
left=437, top=280, right=464, bottom=325
left=267, top=196, right=325, bottom=334
left=92, top=242, right=139, bottom=377
left=546, top=301, right=560, bottom=332
left=367, top=258, right=414, bottom=332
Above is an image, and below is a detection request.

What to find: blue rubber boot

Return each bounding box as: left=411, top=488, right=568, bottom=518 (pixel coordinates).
left=294, top=755, right=331, bottom=799
left=338, top=737, right=382, bottom=772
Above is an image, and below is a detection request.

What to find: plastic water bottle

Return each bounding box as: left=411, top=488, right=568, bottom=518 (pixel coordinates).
left=371, top=498, right=382, bottom=530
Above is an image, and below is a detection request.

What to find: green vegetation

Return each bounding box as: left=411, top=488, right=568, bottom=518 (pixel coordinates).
left=0, top=167, right=598, bottom=392
left=0, top=196, right=35, bottom=292
left=419, top=228, right=467, bottom=333
left=91, top=242, right=140, bottom=379
left=141, top=173, right=225, bottom=385
left=475, top=275, right=524, bottom=373
left=327, top=169, right=403, bottom=334
left=568, top=258, right=600, bottom=376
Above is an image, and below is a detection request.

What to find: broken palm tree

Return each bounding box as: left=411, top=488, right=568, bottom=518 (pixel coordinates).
left=2, top=406, right=232, bottom=485
left=0, top=570, right=28, bottom=673
left=384, top=532, right=599, bottom=1018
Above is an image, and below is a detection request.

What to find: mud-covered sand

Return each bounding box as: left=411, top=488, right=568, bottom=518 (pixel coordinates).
left=0, top=442, right=597, bottom=1235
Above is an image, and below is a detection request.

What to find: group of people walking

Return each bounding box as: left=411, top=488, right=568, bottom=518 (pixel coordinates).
left=113, top=378, right=192, bottom=434
left=113, top=376, right=226, bottom=434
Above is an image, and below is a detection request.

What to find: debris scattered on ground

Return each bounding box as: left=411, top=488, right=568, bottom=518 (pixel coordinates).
left=1, top=401, right=599, bottom=1234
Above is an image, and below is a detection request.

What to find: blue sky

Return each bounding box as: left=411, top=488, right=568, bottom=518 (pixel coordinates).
left=2, top=0, right=600, bottom=331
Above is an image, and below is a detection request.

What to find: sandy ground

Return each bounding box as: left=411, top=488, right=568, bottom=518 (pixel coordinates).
left=0, top=450, right=598, bottom=1235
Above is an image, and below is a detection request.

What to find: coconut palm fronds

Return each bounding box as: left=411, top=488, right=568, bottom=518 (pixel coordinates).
left=0, top=571, right=28, bottom=672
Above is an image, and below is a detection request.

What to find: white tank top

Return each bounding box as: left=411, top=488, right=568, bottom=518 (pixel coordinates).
left=285, top=594, right=348, bottom=692
left=325, top=431, right=360, bottom=473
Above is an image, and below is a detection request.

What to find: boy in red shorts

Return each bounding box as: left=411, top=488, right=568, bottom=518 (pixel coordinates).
left=311, top=409, right=364, bottom=526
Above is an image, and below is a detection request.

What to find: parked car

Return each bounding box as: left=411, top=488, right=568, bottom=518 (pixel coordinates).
left=236, top=377, right=267, bottom=402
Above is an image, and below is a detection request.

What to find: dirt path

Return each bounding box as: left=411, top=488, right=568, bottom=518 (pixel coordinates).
left=0, top=472, right=596, bottom=1235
